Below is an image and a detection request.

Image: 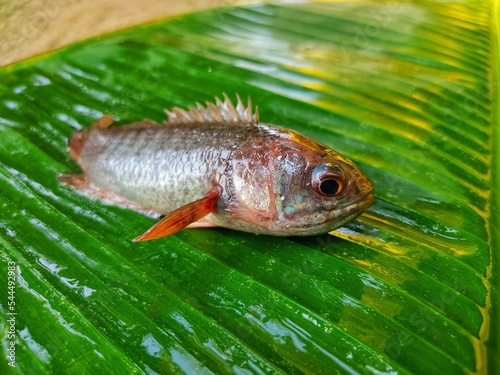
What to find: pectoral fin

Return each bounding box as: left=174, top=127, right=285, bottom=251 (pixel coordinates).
left=133, top=185, right=222, bottom=242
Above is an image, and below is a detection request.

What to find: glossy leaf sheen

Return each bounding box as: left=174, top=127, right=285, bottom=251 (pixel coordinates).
left=0, top=1, right=498, bottom=374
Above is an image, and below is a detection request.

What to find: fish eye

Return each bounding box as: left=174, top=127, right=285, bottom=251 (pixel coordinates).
left=319, top=179, right=341, bottom=195
left=312, top=163, right=344, bottom=197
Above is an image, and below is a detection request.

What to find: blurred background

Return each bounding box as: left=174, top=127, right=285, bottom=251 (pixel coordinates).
left=0, top=0, right=261, bottom=67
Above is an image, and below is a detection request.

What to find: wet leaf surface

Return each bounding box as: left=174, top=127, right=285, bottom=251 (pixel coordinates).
left=0, top=1, right=498, bottom=374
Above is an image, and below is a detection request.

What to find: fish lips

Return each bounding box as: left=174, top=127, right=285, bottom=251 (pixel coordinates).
left=326, top=188, right=374, bottom=228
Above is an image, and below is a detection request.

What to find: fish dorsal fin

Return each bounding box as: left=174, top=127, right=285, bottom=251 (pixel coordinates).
left=164, top=94, right=259, bottom=125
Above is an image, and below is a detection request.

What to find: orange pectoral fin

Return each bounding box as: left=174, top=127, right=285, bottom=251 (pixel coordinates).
left=132, top=185, right=222, bottom=242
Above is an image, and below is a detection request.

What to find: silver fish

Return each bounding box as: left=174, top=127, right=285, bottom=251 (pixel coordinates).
left=59, top=95, right=374, bottom=241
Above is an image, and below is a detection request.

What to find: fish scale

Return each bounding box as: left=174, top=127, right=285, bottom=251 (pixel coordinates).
left=84, top=124, right=236, bottom=209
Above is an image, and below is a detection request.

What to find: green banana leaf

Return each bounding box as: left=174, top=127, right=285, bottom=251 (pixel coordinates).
left=1, top=1, right=498, bottom=374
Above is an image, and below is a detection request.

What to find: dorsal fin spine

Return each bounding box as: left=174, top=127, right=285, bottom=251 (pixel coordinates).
left=164, top=94, right=259, bottom=125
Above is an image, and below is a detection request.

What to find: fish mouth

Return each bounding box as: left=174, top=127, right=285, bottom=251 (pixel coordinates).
left=328, top=189, right=374, bottom=226
left=352, top=189, right=375, bottom=211
left=349, top=188, right=374, bottom=210
left=272, top=188, right=374, bottom=236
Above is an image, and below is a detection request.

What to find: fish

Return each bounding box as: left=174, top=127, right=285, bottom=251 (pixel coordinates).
left=58, top=94, right=374, bottom=241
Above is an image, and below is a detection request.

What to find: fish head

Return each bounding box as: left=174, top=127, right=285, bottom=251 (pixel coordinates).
left=222, top=126, right=373, bottom=236
left=271, top=133, right=374, bottom=235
